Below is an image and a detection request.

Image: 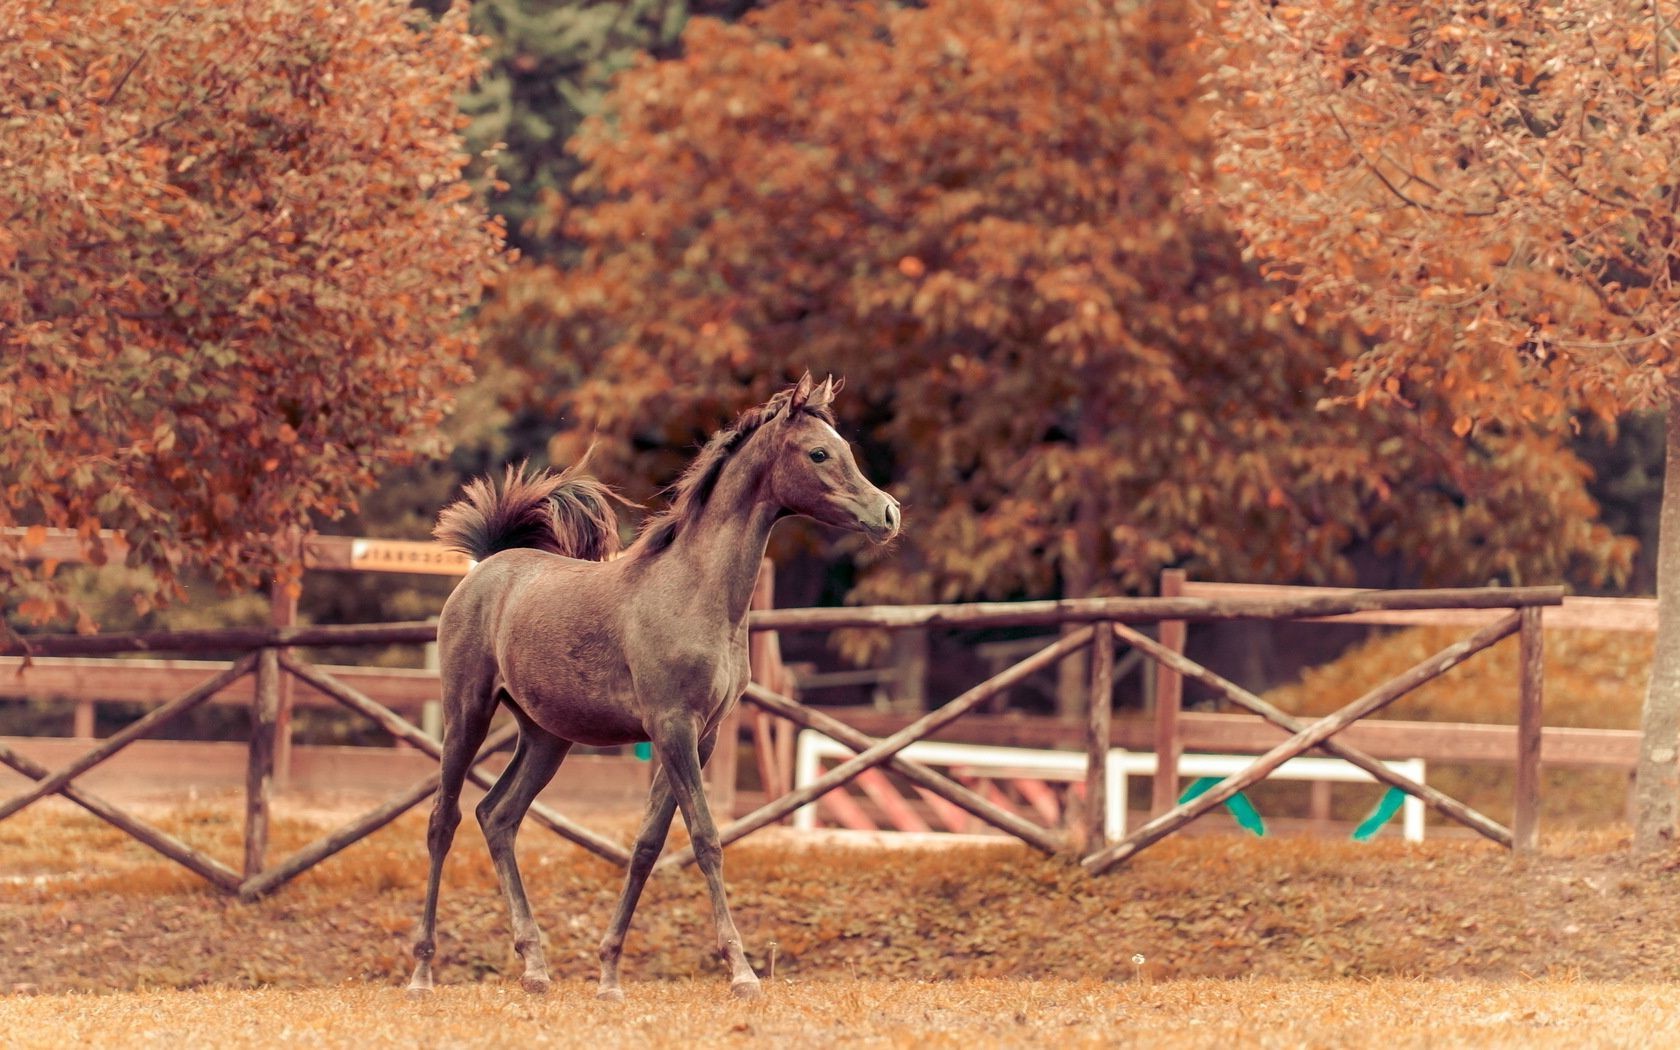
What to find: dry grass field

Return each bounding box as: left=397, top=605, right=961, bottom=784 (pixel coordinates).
left=4, top=977, right=1679, bottom=1049
left=6, top=795, right=1680, bottom=1047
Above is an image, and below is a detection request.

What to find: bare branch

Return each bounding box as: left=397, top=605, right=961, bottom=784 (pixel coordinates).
left=1325, top=104, right=1499, bottom=218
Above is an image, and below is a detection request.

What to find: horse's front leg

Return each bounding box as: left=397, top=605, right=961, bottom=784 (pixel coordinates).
left=596, top=728, right=721, bottom=1000
left=651, top=719, right=761, bottom=999
left=596, top=764, right=678, bottom=1002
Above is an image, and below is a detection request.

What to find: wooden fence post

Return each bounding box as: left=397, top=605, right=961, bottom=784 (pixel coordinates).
left=1085, top=621, right=1116, bottom=853
left=889, top=627, right=929, bottom=711
left=244, top=647, right=280, bottom=879
left=1152, top=570, right=1187, bottom=816
left=745, top=558, right=800, bottom=803
left=72, top=700, right=95, bottom=739
left=1514, top=605, right=1544, bottom=853
left=708, top=561, right=772, bottom=814
left=270, top=554, right=299, bottom=788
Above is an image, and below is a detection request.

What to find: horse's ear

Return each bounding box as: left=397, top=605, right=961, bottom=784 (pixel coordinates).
left=812, top=374, right=841, bottom=407
left=788, top=371, right=816, bottom=413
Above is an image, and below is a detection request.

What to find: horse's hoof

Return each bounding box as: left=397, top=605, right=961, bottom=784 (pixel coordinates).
left=521, top=974, right=552, bottom=996
left=405, top=984, right=433, bottom=1000
left=596, top=985, right=625, bottom=1003
left=731, top=977, right=763, bottom=1000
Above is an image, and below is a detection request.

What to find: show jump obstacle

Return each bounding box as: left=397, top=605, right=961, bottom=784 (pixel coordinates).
left=0, top=529, right=1568, bottom=895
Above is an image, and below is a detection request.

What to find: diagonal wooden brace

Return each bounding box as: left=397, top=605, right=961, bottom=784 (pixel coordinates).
left=239, top=721, right=521, bottom=899
left=1110, top=621, right=1512, bottom=848
left=279, top=655, right=632, bottom=866
left=739, top=681, right=1063, bottom=853
left=0, top=740, right=242, bottom=892
left=0, top=654, right=258, bottom=823
left=1084, top=611, right=1522, bottom=874
left=658, top=627, right=1094, bottom=870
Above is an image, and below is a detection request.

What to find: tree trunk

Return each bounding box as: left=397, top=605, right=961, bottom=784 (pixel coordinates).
left=1634, top=395, right=1680, bottom=853
left=1057, top=407, right=1107, bottom=718
left=1056, top=581, right=1093, bottom=719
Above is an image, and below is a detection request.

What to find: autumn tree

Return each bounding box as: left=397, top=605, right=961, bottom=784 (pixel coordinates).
left=217, top=1, right=762, bottom=637
left=484, top=0, right=1628, bottom=685
left=1207, top=0, right=1680, bottom=848
left=0, top=0, right=507, bottom=635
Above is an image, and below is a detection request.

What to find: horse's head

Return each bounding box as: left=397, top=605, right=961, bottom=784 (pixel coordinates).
left=766, top=374, right=901, bottom=543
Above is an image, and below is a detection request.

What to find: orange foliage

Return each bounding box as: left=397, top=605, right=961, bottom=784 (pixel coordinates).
left=482, top=0, right=1629, bottom=610
left=1209, top=0, right=1680, bottom=422
left=0, top=0, right=508, bottom=630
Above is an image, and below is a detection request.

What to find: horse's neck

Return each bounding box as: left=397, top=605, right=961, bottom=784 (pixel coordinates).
left=664, top=452, right=779, bottom=626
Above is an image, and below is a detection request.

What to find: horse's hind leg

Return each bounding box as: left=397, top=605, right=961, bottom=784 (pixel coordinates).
left=406, top=681, right=497, bottom=998
left=477, top=708, right=570, bottom=995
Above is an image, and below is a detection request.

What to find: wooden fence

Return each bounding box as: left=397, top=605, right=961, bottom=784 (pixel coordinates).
left=0, top=623, right=635, bottom=897
left=1, top=560, right=1572, bottom=892
left=7, top=527, right=1645, bottom=885
left=767, top=575, right=1648, bottom=842
left=714, top=583, right=1566, bottom=874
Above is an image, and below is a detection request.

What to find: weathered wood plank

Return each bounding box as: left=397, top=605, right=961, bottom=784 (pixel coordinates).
left=0, top=656, right=438, bottom=711
left=1181, top=582, right=1655, bottom=632
left=5, top=584, right=1563, bottom=657
left=744, top=586, right=1563, bottom=632
left=1, top=622, right=439, bottom=657
left=0, top=737, right=651, bottom=805
left=821, top=708, right=1641, bottom=769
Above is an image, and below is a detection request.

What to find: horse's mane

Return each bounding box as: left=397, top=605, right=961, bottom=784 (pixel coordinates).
left=632, top=385, right=836, bottom=556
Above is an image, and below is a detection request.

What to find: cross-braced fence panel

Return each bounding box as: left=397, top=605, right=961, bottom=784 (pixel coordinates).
left=1, top=582, right=1562, bottom=893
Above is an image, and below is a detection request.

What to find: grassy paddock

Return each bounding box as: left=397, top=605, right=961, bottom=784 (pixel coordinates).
left=7, top=796, right=1680, bottom=1048
left=2, top=977, right=1675, bottom=1049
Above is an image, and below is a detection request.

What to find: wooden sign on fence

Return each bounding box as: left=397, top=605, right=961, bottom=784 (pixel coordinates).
left=322, top=538, right=472, bottom=576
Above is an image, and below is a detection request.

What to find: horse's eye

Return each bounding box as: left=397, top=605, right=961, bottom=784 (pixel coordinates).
left=809, top=448, right=829, bottom=464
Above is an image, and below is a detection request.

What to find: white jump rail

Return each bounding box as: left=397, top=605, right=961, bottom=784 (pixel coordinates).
left=793, top=731, right=1427, bottom=842
left=794, top=734, right=1130, bottom=840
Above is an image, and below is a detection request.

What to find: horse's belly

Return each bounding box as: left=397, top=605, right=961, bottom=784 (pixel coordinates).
left=515, top=684, right=646, bottom=748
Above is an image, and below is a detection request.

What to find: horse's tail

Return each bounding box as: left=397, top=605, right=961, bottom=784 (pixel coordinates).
left=434, top=457, right=624, bottom=563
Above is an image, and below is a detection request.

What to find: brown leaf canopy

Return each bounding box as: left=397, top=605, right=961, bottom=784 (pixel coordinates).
left=479, top=0, right=1630, bottom=608
left=1209, top=0, right=1680, bottom=423
left=0, top=0, right=508, bottom=629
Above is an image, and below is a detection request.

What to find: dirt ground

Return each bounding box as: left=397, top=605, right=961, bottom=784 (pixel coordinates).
left=4, top=794, right=1680, bottom=999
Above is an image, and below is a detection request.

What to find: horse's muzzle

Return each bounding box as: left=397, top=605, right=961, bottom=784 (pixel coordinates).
left=864, top=496, right=901, bottom=542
